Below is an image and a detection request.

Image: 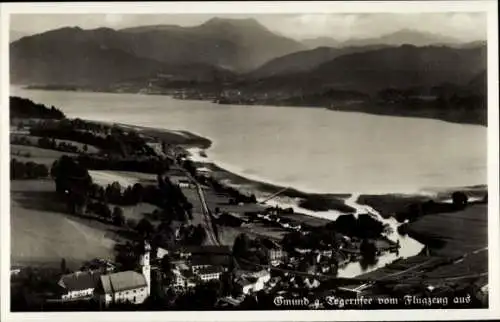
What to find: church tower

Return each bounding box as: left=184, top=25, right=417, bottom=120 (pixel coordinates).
left=140, top=241, right=151, bottom=296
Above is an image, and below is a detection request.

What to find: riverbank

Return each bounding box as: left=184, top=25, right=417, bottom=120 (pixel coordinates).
left=357, top=186, right=487, bottom=219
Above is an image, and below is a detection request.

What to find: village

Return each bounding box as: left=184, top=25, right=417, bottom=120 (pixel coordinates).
left=9, top=97, right=488, bottom=311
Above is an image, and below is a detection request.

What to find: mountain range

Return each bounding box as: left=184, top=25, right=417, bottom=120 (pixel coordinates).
left=10, top=18, right=487, bottom=103
left=301, top=29, right=467, bottom=49
left=10, top=18, right=309, bottom=86
left=287, top=44, right=484, bottom=94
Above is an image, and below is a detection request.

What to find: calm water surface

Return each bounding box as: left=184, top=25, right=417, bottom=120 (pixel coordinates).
left=11, top=87, right=486, bottom=195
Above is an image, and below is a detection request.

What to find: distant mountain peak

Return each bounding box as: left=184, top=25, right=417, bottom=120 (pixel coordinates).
left=201, top=17, right=268, bottom=31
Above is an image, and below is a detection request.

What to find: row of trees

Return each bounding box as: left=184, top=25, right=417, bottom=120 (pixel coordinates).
left=30, top=120, right=156, bottom=157
left=11, top=159, right=49, bottom=179
left=86, top=201, right=125, bottom=226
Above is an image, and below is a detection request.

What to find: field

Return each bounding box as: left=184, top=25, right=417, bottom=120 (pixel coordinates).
left=357, top=187, right=487, bottom=219
left=11, top=134, right=100, bottom=154
left=88, top=170, right=157, bottom=188
left=218, top=223, right=287, bottom=246
left=355, top=203, right=488, bottom=290
left=10, top=179, right=123, bottom=270
left=11, top=144, right=78, bottom=166
left=406, top=203, right=488, bottom=257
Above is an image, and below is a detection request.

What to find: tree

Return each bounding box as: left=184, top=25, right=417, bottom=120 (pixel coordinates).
left=52, top=155, right=92, bottom=196
left=60, top=258, right=67, bottom=274
left=136, top=218, right=155, bottom=237
left=160, top=255, right=173, bottom=283
left=232, top=233, right=250, bottom=258
left=452, top=191, right=468, bottom=209
left=100, top=203, right=112, bottom=221
left=360, top=239, right=377, bottom=260
left=112, top=206, right=125, bottom=226
left=126, top=218, right=137, bottom=230
left=105, top=181, right=122, bottom=204
left=83, top=144, right=88, bottom=153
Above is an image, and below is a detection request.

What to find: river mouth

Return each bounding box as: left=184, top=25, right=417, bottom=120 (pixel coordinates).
left=185, top=146, right=429, bottom=277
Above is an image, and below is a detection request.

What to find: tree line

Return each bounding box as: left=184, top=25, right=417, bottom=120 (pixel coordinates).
left=10, top=96, right=66, bottom=120
left=29, top=119, right=156, bottom=157
left=11, top=159, right=49, bottom=179
left=11, top=135, right=84, bottom=154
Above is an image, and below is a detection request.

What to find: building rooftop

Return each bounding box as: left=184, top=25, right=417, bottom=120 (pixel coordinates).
left=249, top=269, right=271, bottom=279
left=100, top=271, right=147, bottom=294
left=196, top=266, right=224, bottom=275
left=191, top=253, right=231, bottom=267
left=58, top=271, right=102, bottom=292
left=174, top=245, right=231, bottom=255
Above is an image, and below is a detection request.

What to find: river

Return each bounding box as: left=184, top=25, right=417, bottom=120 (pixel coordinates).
left=10, top=86, right=487, bottom=277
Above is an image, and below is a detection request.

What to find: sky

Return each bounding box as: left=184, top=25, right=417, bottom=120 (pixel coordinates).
left=10, top=13, right=487, bottom=42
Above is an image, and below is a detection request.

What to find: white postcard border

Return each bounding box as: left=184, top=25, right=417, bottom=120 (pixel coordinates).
left=1, top=1, right=498, bottom=321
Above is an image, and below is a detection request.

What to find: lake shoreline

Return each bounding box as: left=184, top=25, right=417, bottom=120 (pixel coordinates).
left=110, top=120, right=487, bottom=222
left=18, top=86, right=487, bottom=127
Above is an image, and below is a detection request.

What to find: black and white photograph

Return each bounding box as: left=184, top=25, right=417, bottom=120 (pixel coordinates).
left=1, top=1, right=499, bottom=321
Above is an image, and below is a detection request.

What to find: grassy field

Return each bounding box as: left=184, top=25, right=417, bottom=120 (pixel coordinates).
left=11, top=134, right=100, bottom=154
left=10, top=179, right=124, bottom=270
left=88, top=170, right=157, bottom=188
left=117, top=123, right=212, bottom=148
left=11, top=144, right=78, bottom=167
left=218, top=223, right=287, bottom=246
left=357, top=187, right=487, bottom=219
left=406, top=203, right=488, bottom=257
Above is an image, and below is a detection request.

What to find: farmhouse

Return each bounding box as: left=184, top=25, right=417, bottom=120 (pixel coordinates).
left=196, top=266, right=224, bottom=282
left=235, top=269, right=271, bottom=295
left=169, top=175, right=193, bottom=188
left=57, top=270, right=102, bottom=301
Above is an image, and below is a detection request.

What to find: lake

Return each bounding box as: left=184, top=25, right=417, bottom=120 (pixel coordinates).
left=11, top=87, right=487, bottom=195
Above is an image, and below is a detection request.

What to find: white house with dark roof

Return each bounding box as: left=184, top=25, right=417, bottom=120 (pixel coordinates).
left=96, top=271, right=149, bottom=306
left=196, top=266, right=224, bottom=282
left=58, top=270, right=102, bottom=301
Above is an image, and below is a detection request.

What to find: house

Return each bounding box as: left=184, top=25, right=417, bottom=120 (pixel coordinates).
left=169, top=175, right=193, bottom=188
left=236, top=277, right=258, bottom=295
left=96, top=271, right=149, bottom=306
left=261, top=239, right=288, bottom=266
left=95, top=242, right=152, bottom=307
left=174, top=245, right=232, bottom=260
left=196, top=167, right=212, bottom=177
left=191, top=254, right=230, bottom=274
left=236, top=270, right=271, bottom=295
left=304, top=277, right=320, bottom=289
left=172, top=268, right=196, bottom=290
left=145, top=142, right=163, bottom=155
left=196, top=266, right=224, bottom=282
left=248, top=269, right=271, bottom=291
left=58, top=271, right=102, bottom=301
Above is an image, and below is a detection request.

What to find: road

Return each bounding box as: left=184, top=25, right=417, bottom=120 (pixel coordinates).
left=183, top=169, right=220, bottom=245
